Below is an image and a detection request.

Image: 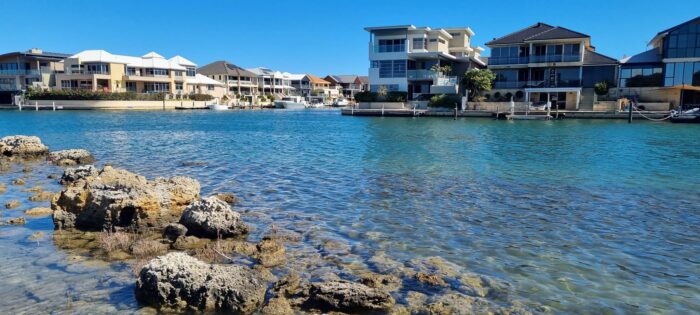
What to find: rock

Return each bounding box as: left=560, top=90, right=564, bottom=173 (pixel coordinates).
left=415, top=272, right=449, bottom=287
left=6, top=217, right=26, bottom=225
left=22, top=166, right=32, bottom=173
left=162, top=223, right=188, bottom=242
left=172, top=236, right=208, bottom=250
left=135, top=252, right=267, bottom=313
left=51, top=166, right=200, bottom=231
left=360, top=273, right=402, bottom=292
left=0, top=135, right=49, bottom=158
left=0, top=183, right=5, bottom=194
left=28, top=191, right=54, bottom=202
left=261, top=296, right=294, bottom=315
left=213, top=193, right=239, bottom=205
left=11, top=178, right=25, bottom=186
left=272, top=272, right=302, bottom=297
left=47, top=174, right=59, bottom=179
left=48, top=149, right=95, bottom=166
left=426, top=293, right=501, bottom=315
left=179, top=197, right=248, bottom=239
left=25, top=207, right=53, bottom=217
left=255, top=237, right=286, bottom=267
left=28, top=231, right=45, bottom=240
left=22, top=185, right=43, bottom=193
left=59, top=165, right=98, bottom=185
left=5, top=199, right=21, bottom=209
left=304, top=280, right=394, bottom=313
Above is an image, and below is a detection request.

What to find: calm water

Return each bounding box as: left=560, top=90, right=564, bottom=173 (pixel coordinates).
left=0, top=109, right=699, bottom=314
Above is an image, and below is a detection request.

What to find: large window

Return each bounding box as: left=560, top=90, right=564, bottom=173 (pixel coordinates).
left=664, top=62, right=700, bottom=86
left=186, top=67, right=196, bottom=77
left=377, top=60, right=406, bottom=78
left=126, top=82, right=136, bottom=92
left=619, top=65, right=663, bottom=87
left=412, top=38, right=427, bottom=50
left=555, top=67, right=581, bottom=87
left=86, top=63, right=109, bottom=74
left=145, top=68, right=169, bottom=77
left=370, top=84, right=399, bottom=91
left=377, top=39, right=406, bottom=53
left=490, top=46, right=528, bottom=65
left=664, top=21, right=700, bottom=58
left=144, top=82, right=169, bottom=92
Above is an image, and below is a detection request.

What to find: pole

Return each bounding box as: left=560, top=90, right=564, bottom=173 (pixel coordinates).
left=35, top=101, right=38, bottom=111
left=454, top=103, right=458, bottom=120
left=628, top=98, right=633, bottom=123
left=52, top=101, right=55, bottom=111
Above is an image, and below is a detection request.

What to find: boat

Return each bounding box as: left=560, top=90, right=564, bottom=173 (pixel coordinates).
left=306, top=101, right=324, bottom=108
left=333, top=98, right=350, bottom=107
left=207, top=103, right=229, bottom=110
left=274, top=96, right=307, bottom=109
left=670, top=108, right=700, bottom=123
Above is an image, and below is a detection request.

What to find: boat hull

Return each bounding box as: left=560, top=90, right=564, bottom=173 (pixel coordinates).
left=275, top=101, right=306, bottom=110
left=207, top=104, right=229, bottom=110
left=670, top=115, right=700, bottom=123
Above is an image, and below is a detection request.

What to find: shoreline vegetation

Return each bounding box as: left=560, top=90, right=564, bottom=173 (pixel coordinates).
left=0, top=135, right=548, bottom=314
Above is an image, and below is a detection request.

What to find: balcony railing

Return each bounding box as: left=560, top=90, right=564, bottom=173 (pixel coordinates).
left=0, top=83, right=17, bottom=90
left=0, top=69, right=40, bottom=75
left=407, top=69, right=438, bottom=80
left=488, top=56, right=529, bottom=65
left=530, top=54, right=581, bottom=63
left=493, top=80, right=581, bottom=89
left=435, top=76, right=458, bottom=86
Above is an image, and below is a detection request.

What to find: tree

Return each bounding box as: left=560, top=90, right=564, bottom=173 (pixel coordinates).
left=594, top=81, right=610, bottom=96
left=377, top=85, right=389, bottom=101
left=462, top=69, right=496, bottom=100
left=430, top=64, right=453, bottom=76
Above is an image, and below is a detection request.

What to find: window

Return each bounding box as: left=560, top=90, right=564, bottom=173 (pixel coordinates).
left=370, top=84, right=399, bottom=91
left=126, top=81, right=136, bottom=92
left=207, top=84, right=214, bottom=91
left=449, top=32, right=460, bottom=37
left=377, top=39, right=406, bottom=53
left=371, top=60, right=380, bottom=68
left=663, top=21, right=700, bottom=58
left=393, top=60, right=406, bottom=77
left=86, top=63, right=109, bottom=74
left=665, top=62, right=700, bottom=86
left=144, top=82, right=169, bottom=92
left=186, top=67, right=196, bottom=77
left=412, top=38, right=427, bottom=50
left=619, top=65, right=663, bottom=87
left=174, top=71, right=183, bottom=77
left=126, top=67, right=137, bottom=75
left=438, top=39, right=446, bottom=44
left=534, top=45, right=546, bottom=56
left=379, top=60, right=392, bottom=78
left=60, top=80, right=72, bottom=89
left=145, top=68, right=169, bottom=76
left=378, top=60, right=406, bottom=78
left=429, top=39, right=437, bottom=42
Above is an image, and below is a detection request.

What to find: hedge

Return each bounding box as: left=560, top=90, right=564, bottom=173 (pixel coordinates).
left=26, top=89, right=167, bottom=101
left=189, top=93, right=214, bottom=101
left=428, top=94, right=461, bottom=108
left=353, top=91, right=407, bottom=102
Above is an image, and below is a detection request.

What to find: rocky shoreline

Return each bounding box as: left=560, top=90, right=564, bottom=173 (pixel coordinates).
left=0, top=135, right=548, bottom=314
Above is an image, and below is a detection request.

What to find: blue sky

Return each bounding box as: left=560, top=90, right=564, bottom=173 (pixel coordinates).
left=1, top=0, right=697, bottom=76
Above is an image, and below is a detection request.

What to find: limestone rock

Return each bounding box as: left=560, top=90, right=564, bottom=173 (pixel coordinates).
left=11, top=178, right=25, bottom=186
left=135, top=252, right=267, bottom=313
left=48, top=149, right=95, bottom=166
left=6, top=217, right=26, bottom=225
left=179, top=197, right=248, bottom=239
left=162, top=223, right=188, bottom=242
left=28, top=190, right=54, bottom=202
left=255, top=237, right=286, bottom=267
left=5, top=199, right=21, bottom=209
left=0, top=183, right=5, bottom=194
left=213, top=192, right=239, bottom=205
left=0, top=135, right=49, bottom=158
left=51, top=166, right=200, bottom=231
left=59, top=165, right=98, bottom=185
left=25, top=207, right=53, bottom=217
left=304, top=280, right=394, bottom=313
left=261, top=296, right=294, bottom=315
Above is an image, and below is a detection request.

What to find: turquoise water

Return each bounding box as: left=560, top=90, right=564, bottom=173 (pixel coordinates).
left=0, top=109, right=699, bottom=313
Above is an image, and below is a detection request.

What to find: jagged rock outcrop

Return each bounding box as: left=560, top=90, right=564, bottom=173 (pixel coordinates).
left=59, top=165, right=99, bottom=185
left=304, top=280, right=395, bottom=313
left=48, top=149, right=95, bottom=166
left=179, top=197, right=248, bottom=238
left=51, top=166, right=200, bottom=231
left=0, top=135, right=49, bottom=158
left=135, top=252, right=267, bottom=313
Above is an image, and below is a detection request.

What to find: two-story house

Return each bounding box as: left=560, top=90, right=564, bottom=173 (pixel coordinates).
left=486, top=23, right=618, bottom=110
left=620, top=16, right=700, bottom=109
left=247, top=67, right=294, bottom=96
left=324, top=75, right=368, bottom=99
left=0, top=48, right=70, bottom=104
left=365, top=25, right=485, bottom=100
left=197, top=60, right=260, bottom=99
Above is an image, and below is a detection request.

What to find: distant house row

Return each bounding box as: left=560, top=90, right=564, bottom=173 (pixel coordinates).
left=0, top=50, right=368, bottom=105
left=365, top=16, right=700, bottom=110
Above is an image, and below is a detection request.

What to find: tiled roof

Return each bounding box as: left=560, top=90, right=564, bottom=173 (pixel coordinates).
left=305, top=74, right=329, bottom=84
left=486, top=22, right=589, bottom=46
left=583, top=50, right=618, bottom=66
left=197, top=61, right=257, bottom=77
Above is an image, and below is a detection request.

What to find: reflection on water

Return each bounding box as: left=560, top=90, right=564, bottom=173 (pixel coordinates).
left=0, top=109, right=699, bottom=313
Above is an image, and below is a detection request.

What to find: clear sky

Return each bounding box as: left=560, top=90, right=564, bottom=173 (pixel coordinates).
left=1, top=0, right=697, bottom=76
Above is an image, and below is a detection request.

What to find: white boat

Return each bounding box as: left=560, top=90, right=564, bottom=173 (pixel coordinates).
left=274, top=96, right=307, bottom=109
left=306, top=102, right=324, bottom=108
left=207, top=103, right=229, bottom=110
left=333, top=98, right=350, bottom=107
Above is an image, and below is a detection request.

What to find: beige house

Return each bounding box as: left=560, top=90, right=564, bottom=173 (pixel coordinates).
left=56, top=50, right=220, bottom=98
left=197, top=60, right=259, bottom=100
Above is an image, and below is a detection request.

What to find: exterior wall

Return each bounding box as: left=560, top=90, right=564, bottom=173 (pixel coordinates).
left=609, top=87, right=681, bottom=106
left=358, top=102, right=405, bottom=109
left=24, top=99, right=211, bottom=110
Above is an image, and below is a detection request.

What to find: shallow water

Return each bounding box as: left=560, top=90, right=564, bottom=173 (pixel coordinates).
left=1, top=109, right=699, bottom=314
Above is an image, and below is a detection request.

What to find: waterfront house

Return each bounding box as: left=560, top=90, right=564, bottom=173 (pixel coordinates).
left=618, top=16, right=700, bottom=109
left=364, top=25, right=486, bottom=100
left=184, top=74, right=226, bottom=100
left=197, top=60, right=260, bottom=101
left=56, top=50, right=204, bottom=97
left=247, top=67, right=294, bottom=96
left=485, top=22, right=618, bottom=110
left=0, top=48, right=70, bottom=104
left=324, top=75, right=368, bottom=99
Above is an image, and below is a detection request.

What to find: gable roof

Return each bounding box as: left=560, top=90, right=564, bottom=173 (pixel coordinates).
left=142, top=51, right=164, bottom=59
left=67, top=50, right=189, bottom=70
left=333, top=75, right=361, bottom=84
left=650, top=16, right=700, bottom=46
left=620, top=48, right=662, bottom=65
left=186, top=73, right=224, bottom=86
left=583, top=50, right=618, bottom=66
left=197, top=61, right=257, bottom=77
left=169, top=55, right=196, bottom=67
left=305, top=74, right=330, bottom=84
left=324, top=75, right=340, bottom=85
left=485, top=22, right=589, bottom=46
left=358, top=76, right=369, bottom=84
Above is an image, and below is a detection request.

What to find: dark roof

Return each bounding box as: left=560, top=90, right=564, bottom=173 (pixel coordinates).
left=333, top=75, right=361, bottom=84
left=358, top=76, right=369, bottom=84
left=656, top=16, right=700, bottom=36
left=0, top=50, right=71, bottom=60
left=583, top=50, right=618, bottom=66
left=486, top=22, right=589, bottom=46
left=621, top=48, right=662, bottom=65
left=197, top=60, right=256, bottom=77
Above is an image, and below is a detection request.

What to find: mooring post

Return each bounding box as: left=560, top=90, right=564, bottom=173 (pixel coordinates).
left=628, top=99, right=633, bottom=123
left=382, top=104, right=384, bottom=116
left=454, top=103, right=458, bottom=120
left=35, top=101, right=38, bottom=111
left=52, top=101, right=55, bottom=111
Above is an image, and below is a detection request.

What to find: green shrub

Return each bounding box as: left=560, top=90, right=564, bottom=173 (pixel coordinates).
left=493, top=92, right=502, bottom=101
left=428, top=94, right=461, bottom=108
left=505, top=92, right=513, bottom=100
left=26, top=89, right=168, bottom=101
left=386, top=91, right=407, bottom=102
left=354, top=91, right=377, bottom=102
left=594, top=81, right=610, bottom=96
left=189, top=93, right=214, bottom=101
left=515, top=91, right=524, bottom=100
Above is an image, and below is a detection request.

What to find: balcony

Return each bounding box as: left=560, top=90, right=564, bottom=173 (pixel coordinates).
left=0, top=83, right=18, bottom=91
left=0, top=69, right=41, bottom=76
left=493, top=80, right=581, bottom=89
left=529, top=54, right=581, bottom=63
left=407, top=69, right=438, bottom=80
left=488, top=56, right=529, bottom=65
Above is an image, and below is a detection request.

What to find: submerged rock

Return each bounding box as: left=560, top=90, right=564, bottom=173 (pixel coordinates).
left=5, top=199, right=21, bottom=209
left=415, top=272, right=449, bottom=287
left=0, top=183, right=5, bottom=194
left=6, top=217, right=26, bottom=225
left=25, top=207, right=53, bottom=217
left=11, top=178, right=25, bottom=186
left=213, top=192, right=239, bottom=205
left=304, top=280, right=395, bottom=313
left=28, top=190, right=54, bottom=202
left=0, top=135, right=49, bottom=158
left=135, top=252, right=267, bottom=313
left=48, top=149, right=95, bottom=166
left=255, top=237, right=286, bottom=267
left=51, top=166, right=200, bottom=231
left=28, top=231, right=45, bottom=241
left=59, top=165, right=98, bottom=185
left=179, top=197, right=248, bottom=239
